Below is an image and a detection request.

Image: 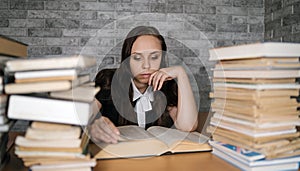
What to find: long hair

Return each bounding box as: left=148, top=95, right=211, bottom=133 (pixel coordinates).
left=95, top=26, right=174, bottom=127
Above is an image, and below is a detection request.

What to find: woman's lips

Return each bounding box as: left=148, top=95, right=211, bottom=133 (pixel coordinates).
left=140, top=73, right=151, bottom=78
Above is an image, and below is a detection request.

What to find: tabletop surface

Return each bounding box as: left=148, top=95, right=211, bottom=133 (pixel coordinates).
left=3, top=145, right=240, bottom=171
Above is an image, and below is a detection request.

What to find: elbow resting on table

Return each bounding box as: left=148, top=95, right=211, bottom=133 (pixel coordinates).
left=175, top=119, right=198, bottom=132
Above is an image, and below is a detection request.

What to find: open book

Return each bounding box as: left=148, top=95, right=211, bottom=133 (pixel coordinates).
left=94, top=125, right=211, bottom=159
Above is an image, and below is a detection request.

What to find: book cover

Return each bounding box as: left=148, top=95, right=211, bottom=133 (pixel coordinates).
left=5, top=55, right=96, bottom=72
left=209, top=42, right=300, bottom=61
left=213, top=69, right=300, bottom=79
left=14, top=69, right=78, bottom=83
left=7, top=95, right=98, bottom=125
left=209, top=141, right=265, bottom=162
left=0, top=35, right=27, bottom=57
left=212, top=148, right=300, bottom=171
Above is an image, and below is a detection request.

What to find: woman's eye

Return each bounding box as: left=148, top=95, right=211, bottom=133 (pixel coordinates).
left=132, top=55, right=141, bottom=61
left=150, top=55, right=159, bottom=60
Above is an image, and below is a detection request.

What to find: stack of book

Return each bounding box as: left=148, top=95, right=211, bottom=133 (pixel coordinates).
left=15, top=121, right=96, bottom=171
left=209, top=141, right=300, bottom=171
left=5, top=55, right=99, bottom=170
left=207, top=42, right=300, bottom=170
left=0, top=35, right=28, bottom=169
left=5, top=55, right=99, bottom=125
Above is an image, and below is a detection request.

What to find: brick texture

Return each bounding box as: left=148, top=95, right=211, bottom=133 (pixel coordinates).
left=265, top=0, right=300, bottom=42
left=0, top=1, right=266, bottom=112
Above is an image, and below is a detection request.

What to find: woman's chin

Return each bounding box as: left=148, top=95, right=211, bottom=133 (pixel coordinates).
left=134, top=78, right=149, bottom=85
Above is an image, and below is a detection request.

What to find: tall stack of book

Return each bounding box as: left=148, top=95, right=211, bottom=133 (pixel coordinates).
left=0, top=35, right=28, bottom=169
left=5, top=55, right=99, bottom=170
left=207, top=42, right=300, bottom=170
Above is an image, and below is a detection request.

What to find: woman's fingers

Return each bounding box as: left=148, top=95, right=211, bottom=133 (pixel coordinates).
left=90, top=116, right=120, bottom=144
left=148, top=71, right=157, bottom=86
left=157, top=74, right=169, bottom=90
left=150, top=70, right=171, bottom=91
left=152, top=72, right=163, bottom=91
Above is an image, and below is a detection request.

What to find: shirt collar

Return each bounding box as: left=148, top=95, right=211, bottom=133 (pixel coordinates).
left=131, top=79, right=154, bottom=102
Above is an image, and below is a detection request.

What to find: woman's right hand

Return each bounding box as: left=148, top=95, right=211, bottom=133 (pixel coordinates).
left=89, top=116, right=120, bottom=144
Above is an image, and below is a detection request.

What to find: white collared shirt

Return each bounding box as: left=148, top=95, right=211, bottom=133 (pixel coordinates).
left=131, top=79, right=154, bottom=128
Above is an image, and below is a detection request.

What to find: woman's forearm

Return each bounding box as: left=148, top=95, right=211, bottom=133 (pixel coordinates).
left=174, top=67, right=198, bottom=131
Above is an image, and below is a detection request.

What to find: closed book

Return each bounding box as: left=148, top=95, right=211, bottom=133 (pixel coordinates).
left=5, top=55, right=96, bottom=72
left=0, top=35, right=27, bottom=57
left=214, top=57, right=300, bottom=70
left=213, top=70, right=300, bottom=79
left=15, top=136, right=82, bottom=148
left=207, top=126, right=300, bottom=148
left=25, top=127, right=81, bottom=140
left=209, top=141, right=265, bottom=162
left=14, top=69, right=78, bottom=83
left=7, top=95, right=98, bottom=125
left=5, top=80, right=74, bottom=94
left=4, top=74, right=90, bottom=94
left=209, top=42, right=300, bottom=61
left=29, top=159, right=96, bottom=171
left=212, top=148, right=300, bottom=171
left=213, top=77, right=296, bottom=84
left=213, top=82, right=300, bottom=90
left=50, top=84, right=100, bottom=102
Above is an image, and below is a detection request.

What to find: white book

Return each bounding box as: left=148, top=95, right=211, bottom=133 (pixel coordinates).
left=5, top=55, right=96, bottom=72
left=31, top=168, right=92, bottom=171
left=212, top=113, right=300, bottom=128
left=7, top=95, right=98, bottom=125
left=5, top=81, right=73, bottom=94
left=5, top=75, right=90, bottom=94
left=209, top=42, right=300, bottom=61
left=14, top=69, right=78, bottom=80
left=210, top=120, right=297, bottom=138
left=15, top=150, right=87, bottom=158
left=50, top=85, right=100, bottom=102
left=213, top=82, right=300, bottom=90
left=15, top=136, right=81, bottom=148
left=30, top=160, right=96, bottom=171
left=213, top=70, right=300, bottom=79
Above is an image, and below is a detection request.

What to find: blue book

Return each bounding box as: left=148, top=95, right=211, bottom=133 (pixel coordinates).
left=212, top=148, right=300, bottom=171
left=209, top=141, right=265, bottom=162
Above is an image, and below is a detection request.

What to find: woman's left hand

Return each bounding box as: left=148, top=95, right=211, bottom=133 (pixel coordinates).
left=148, top=66, right=184, bottom=91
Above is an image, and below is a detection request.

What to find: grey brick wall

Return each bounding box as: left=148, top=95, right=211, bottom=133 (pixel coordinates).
left=265, top=0, right=300, bottom=42
left=0, top=0, right=265, bottom=113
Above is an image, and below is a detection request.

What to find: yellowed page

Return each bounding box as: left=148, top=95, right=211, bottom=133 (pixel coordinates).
left=118, top=125, right=154, bottom=140
left=147, top=126, right=210, bottom=152
left=94, top=125, right=169, bottom=159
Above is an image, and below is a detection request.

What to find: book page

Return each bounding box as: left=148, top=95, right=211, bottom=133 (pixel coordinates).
left=118, top=125, right=155, bottom=141
left=147, top=126, right=209, bottom=147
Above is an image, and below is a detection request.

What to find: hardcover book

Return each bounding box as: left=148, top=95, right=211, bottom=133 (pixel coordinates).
left=95, top=125, right=211, bottom=159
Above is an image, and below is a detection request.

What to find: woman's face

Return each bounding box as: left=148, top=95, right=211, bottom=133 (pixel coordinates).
left=130, top=35, right=162, bottom=85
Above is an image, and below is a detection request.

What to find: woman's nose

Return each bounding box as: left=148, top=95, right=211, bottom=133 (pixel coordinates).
left=143, top=58, right=150, bottom=69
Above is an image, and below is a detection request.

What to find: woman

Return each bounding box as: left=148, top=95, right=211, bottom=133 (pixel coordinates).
left=90, top=26, right=198, bottom=144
